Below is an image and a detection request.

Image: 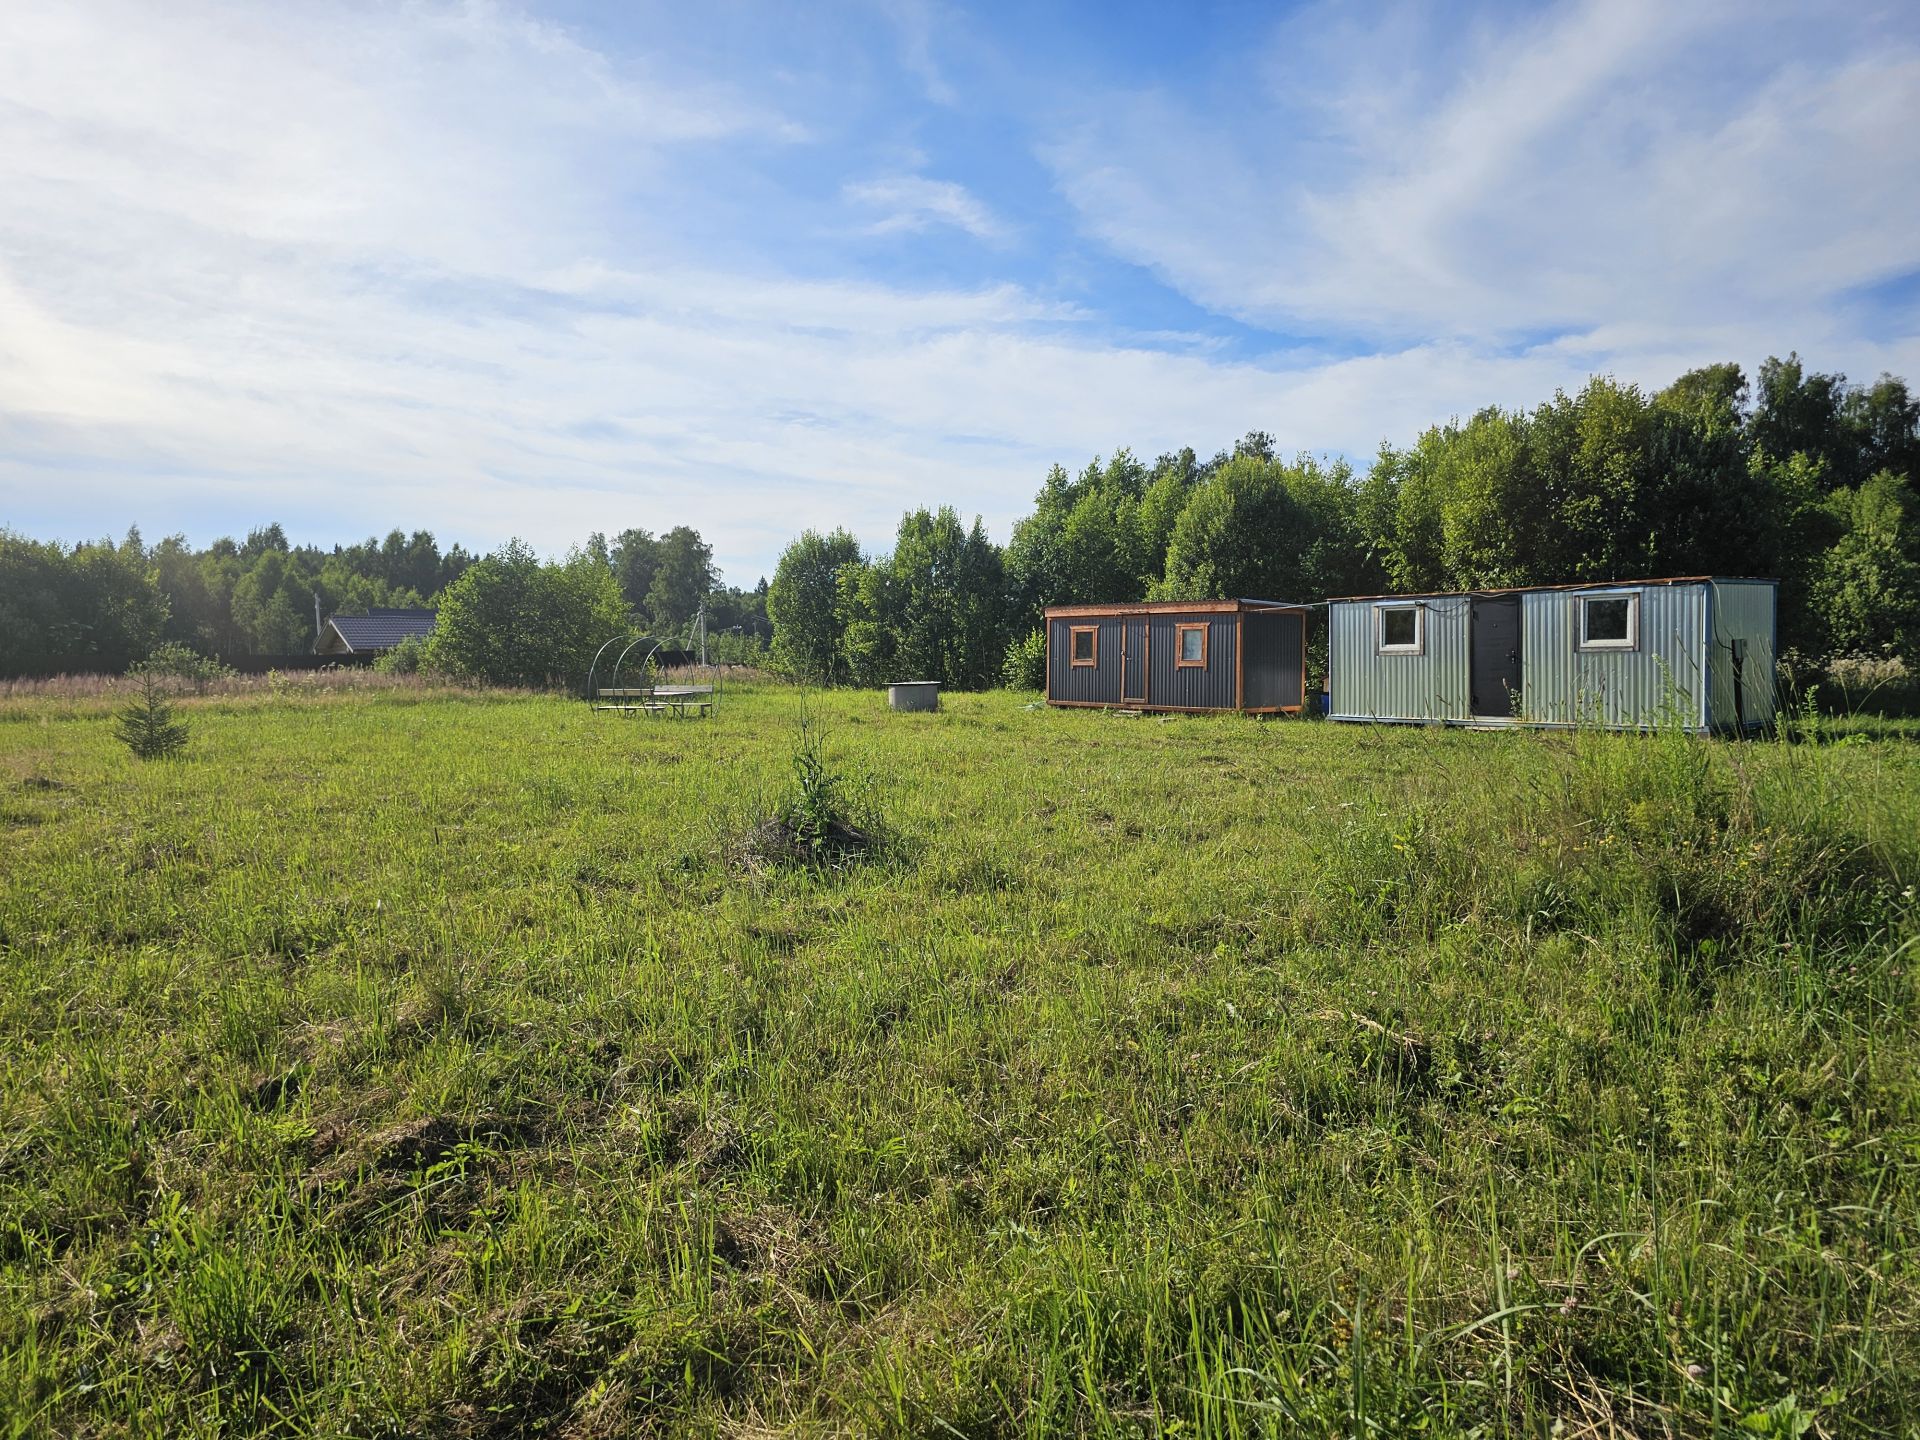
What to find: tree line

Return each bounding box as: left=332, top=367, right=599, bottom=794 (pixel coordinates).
left=6, top=352, right=1915, bottom=689
left=768, top=354, right=1920, bottom=689
left=0, top=520, right=769, bottom=678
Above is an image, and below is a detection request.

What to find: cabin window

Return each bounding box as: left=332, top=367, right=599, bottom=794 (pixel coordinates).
left=1068, top=625, right=1098, bottom=667
left=1577, top=591, right=1639, bottom=651
left=1175, top=623, right=1209, bottom=668
left=1376, top=603, right=1423, bottom=655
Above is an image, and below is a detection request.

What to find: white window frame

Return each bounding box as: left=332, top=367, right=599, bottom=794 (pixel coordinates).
left=1576, top=589, right=1640, bottom=652
left=1374, top=602, right=1424, bottom=655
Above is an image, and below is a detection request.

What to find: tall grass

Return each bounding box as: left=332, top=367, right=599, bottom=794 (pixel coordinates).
left=0, top=685, right=1914, bottom=1436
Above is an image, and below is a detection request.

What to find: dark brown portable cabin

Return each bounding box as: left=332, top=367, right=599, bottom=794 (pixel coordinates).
left=1044, top=599, right=1308, bottom=714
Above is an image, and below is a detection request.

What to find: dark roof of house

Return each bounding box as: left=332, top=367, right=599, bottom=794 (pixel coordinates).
left=325, top=608, right=437, bottom=652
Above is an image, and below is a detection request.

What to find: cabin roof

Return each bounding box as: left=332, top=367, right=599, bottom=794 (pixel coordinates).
left=1043, top=598, right=1311, bottom=618
left=1326, top=576, right=1778, bottom=604
left=322, top=608, right=437, bottom=652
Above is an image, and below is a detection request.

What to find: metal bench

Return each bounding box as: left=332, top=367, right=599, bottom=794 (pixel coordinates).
left=593, top=685, right=656, bottom=714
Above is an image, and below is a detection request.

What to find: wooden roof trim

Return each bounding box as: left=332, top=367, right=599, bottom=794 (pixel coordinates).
left=1326, top=575, right=1779, bottom=603
left=1043, top=599, right=1307, bottom=618
left=320, top=619, right=358, bottom=654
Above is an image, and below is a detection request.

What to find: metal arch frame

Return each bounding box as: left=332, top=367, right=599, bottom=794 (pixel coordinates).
left=586, top=631, right=727, bottom=718
left=610, top=636, right=662, bottom=691
left=586, top=632, right=646, bottom=700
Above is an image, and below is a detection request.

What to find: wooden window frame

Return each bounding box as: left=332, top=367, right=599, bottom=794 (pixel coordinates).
left=1068, top=625, right=1099, bottom=667
left=1174, top=622, right=1209, bottom=669
left=1375, top=602, right=1424, bottom=655
left=1576, top=590, right=1640, bottom=652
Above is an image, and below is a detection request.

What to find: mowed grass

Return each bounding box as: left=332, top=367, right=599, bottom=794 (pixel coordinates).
left=1, top=682, right=1916, bottom=1438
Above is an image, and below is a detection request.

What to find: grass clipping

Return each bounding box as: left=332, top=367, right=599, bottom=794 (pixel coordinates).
left=739, top=710, right=889, bottom=872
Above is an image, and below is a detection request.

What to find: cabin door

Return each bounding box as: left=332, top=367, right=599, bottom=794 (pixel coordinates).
left=1121, top=619, right=1148, bottom=705
left=1471, top=595, right=1523, bottom=718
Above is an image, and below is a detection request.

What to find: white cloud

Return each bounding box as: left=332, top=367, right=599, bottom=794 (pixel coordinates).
left=842, top=175, right=1009, bottom=242
left=2, top=0, right=1917, bottom=588
left=1042, top=0, right=1920, bottom=347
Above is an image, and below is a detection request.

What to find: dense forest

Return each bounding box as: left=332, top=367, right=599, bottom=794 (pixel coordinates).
left=0, top=521, right=769, bottom=676
left=5, top=354, right=1917, bottom=693
left=772, top=354, right=1920, bottom=691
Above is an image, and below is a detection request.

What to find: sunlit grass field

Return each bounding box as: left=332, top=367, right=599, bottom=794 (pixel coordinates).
left=2, top=681, right=1916, bottom=1437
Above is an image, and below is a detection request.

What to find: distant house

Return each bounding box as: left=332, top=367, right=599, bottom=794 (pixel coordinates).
left=315, top=607, right=437, bottom=657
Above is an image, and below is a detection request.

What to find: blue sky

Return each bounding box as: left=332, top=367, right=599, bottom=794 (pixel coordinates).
left=3, top=0, right=1918, bottom=585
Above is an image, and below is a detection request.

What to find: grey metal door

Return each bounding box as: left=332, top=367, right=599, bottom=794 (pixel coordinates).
left=1121, top=619, right=1147, bottom=704
left=1471, top=596, right=1523, bottom=717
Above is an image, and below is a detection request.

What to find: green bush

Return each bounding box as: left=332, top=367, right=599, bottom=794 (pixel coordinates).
left=135, top=642, right=234, bottom=695
left=1002, top=628, right=1046, bottom=690
left=373, top=634, right=428, bottom=675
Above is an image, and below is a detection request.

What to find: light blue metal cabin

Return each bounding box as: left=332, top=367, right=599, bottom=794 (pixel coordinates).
left=1328, top=577, right=1777, bottom=733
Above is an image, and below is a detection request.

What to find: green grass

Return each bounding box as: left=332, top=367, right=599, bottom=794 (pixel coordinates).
left=1, top=683, right=1916, bottom=1437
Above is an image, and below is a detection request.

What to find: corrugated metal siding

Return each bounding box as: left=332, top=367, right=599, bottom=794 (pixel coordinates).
left=1046, top=616, right=1124, bottom=704
left=1328, top=596, right=1472, bottom=721
left=1242, top=611, right=1305, bottom=709
left=1707, top=581, right=1779, bottom=729
left=1521, top=584, right=1708, bottom=729
left=1147, top=613, right=1239, bottom=709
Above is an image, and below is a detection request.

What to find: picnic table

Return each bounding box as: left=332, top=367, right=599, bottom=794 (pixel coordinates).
left=592, top=683, right=713, bottom=717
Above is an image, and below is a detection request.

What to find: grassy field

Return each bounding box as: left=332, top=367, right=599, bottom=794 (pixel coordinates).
left=1, top=680, right=1916, bottom=1438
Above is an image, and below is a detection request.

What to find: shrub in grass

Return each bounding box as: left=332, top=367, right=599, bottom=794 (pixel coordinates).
left=115, top=669, right=190, bottom=760
left=1002, top=628, right=1046, bottom=690
left=373, top=633, right=428, bottom=675
left=744, top=709, right=887, bottom=869
left=137, top=641, right=235, bottom=695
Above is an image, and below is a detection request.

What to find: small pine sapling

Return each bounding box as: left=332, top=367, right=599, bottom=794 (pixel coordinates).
left=116, top=669, right=192, bottom=760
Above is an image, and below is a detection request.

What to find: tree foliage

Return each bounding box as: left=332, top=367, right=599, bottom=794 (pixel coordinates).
left=839, top=509, right=1005, bottom=689
left=0, top=513, right=764, bottom=679
left=423, top=541, right=630, bottom=688
left=0, top=529, right=167, bottom=675
left=1159, top=454, right=1380, bottom=603
left=768, top=529, right=864, bottom=682
left=806, top=357, right=1920, bottom=687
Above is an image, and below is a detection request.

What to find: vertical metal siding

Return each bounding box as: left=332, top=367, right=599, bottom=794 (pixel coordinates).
left=1328, top=596, right=1472, bottom=721
left=1520, top=584, right=1708, bottom=729
left=1242, top=611, right=1305, bottom=709
left=1046, top=616, right=1124, bottom=704
left=1707, top=581, right=1779, bottom=729
left=1147, top=613, right=1239, bottom=709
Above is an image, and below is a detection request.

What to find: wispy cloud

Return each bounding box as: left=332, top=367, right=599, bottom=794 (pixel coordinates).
left=873, top=0, right=958, bottom=105
left=1042, top=0, right=1920, bottom=347
left=842, top=175, right=1010, bottom=241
